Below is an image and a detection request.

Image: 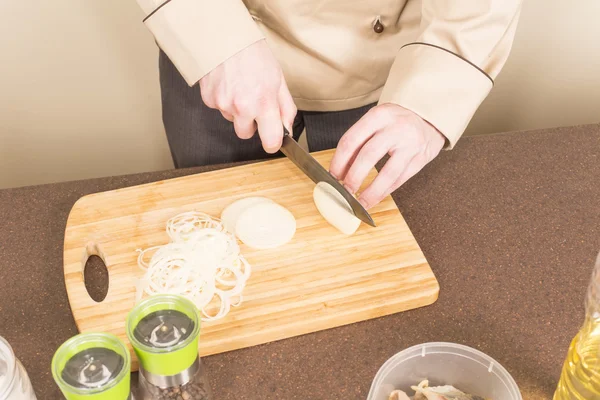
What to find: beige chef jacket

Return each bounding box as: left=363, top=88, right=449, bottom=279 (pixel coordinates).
left=137, top=0, right=522, bottom=148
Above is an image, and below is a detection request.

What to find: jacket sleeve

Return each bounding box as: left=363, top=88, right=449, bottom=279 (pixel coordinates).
left=137, top=0, right=265, bottom=86
left=378, top=1, right=523, bottom=148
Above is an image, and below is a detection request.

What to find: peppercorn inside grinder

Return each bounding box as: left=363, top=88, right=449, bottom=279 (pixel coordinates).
left=126, top=295, right=212, bottom=400
left=51, top=333, right=133, bottom=399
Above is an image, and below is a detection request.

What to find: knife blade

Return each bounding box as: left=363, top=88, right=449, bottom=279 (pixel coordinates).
left=279, top=129, right=376, bottom=227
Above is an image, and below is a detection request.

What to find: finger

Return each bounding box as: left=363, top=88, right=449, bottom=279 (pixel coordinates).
left=342, top=130, right=394, bottom=194
left=278, top=77, right=297, bottom=131
left=199, top=83, right=216, bottom=109
left=357, top=151, right=413, bottom=209
left=329, top=108, right=387, bottom=180
left=255, top=105, right=283, bottom=153
left=233, top=115, right=257, bottom=140
left=220, top=111, right=234, bottom=122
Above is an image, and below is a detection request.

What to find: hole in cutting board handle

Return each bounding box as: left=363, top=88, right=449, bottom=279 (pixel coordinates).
left=83, top=242, right=109, bottom=303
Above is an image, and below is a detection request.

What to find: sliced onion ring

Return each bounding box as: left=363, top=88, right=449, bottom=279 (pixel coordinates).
left=136, top=212, right=251, bottom=322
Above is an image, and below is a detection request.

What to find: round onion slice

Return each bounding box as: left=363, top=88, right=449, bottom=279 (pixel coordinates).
left=220, top=197, right=274, bottom=234
left=235, top=202, right=296, bottom=249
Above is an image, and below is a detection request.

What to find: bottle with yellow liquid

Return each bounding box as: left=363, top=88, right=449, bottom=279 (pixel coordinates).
left=554, top=252, right=600, bottom=400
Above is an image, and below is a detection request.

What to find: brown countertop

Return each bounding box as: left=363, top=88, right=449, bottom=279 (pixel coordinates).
left=1, top=124, right=599, bottom=399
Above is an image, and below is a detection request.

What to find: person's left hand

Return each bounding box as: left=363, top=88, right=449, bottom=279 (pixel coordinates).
left=329, top=103, right=445, bottom=209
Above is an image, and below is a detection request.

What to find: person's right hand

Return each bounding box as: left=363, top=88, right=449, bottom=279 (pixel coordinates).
left=199, top=39, right=296, bottom=154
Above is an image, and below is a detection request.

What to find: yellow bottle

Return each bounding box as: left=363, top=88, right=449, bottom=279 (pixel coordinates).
left=554, top=252, right=600, bottom=400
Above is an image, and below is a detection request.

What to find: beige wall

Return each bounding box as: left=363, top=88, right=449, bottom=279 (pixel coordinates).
left=1, top=0, right=599, bottom=189
left=0, top=1, right=173, bottom=190
left=466, top=0, right=600, bottom=135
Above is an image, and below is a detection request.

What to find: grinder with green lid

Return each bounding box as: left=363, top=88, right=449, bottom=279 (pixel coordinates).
left=127, top=294, right=212, bottom=400
left=51, top=332, right=133, bottom=400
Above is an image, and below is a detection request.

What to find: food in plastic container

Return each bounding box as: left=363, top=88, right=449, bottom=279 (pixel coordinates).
left=367, top=342, right=522, bottom=400
left=389, top=379, right=488, bottom=399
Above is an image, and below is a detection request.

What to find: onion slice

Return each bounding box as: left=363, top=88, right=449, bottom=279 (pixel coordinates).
left=235, top=202, right=296, bottom=249
left=220, top=197, right=274, bottom=234
left=136, top=212, right=251, bottom=322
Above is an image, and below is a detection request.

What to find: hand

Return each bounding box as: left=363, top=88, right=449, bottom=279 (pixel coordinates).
left=199, top=40, right=297, bottom=153
left=330, top=103, right=445, bottom=209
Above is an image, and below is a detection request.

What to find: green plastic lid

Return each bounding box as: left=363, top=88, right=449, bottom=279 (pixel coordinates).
left=51, top=333, right=131, bottom=400
left=126, top=294, right=200, bottom=376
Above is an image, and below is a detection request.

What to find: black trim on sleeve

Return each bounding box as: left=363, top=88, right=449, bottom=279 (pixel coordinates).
left=143, top=0, right=174, bottom=22
left=401, top=42, right=494, bottom=86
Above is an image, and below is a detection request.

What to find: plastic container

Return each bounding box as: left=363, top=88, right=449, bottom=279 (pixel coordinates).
left=0, top=336, right=37, bottom=400
left=367, top=342, right=522, bottom=400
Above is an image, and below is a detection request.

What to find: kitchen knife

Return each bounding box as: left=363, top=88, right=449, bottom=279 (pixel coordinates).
left=279, top=128, right=376, bottom=227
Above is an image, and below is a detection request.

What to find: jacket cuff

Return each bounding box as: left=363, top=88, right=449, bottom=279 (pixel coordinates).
left=378, top=43, right=494, bottom=149
left=143, top=0, right=265, bottom=86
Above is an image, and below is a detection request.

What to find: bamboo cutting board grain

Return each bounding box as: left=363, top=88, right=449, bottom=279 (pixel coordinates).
left=63, top=149, right=439, bottom=371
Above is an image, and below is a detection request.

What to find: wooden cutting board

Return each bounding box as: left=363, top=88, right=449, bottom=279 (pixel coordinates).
left=63, top=149, right=439, bottom=371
